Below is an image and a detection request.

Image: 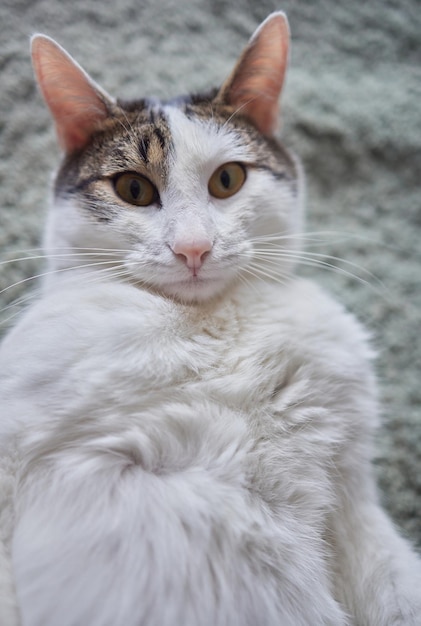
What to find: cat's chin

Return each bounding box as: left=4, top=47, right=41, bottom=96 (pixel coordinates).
left=156, top=276, right=232, bottom=304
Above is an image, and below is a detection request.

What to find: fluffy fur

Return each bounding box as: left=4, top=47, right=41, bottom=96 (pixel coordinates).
left=0, top=12, right=420, bottom=626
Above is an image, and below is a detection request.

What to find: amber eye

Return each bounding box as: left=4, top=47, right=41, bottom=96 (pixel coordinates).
left=114, top=173, right=158, bottom=206
left=208, top=162, right=246, bottom=199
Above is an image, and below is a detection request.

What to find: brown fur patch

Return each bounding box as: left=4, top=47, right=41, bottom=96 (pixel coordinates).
left=55, top=101, right=172, bottom=218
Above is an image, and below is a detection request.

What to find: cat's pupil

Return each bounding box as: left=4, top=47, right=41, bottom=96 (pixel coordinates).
left=220, top=170, right=230, bottom=189
left=130, top=179, right=140, bottom=199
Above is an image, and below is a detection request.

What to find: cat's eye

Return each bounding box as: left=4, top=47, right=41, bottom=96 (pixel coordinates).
left=208, top=162, right=246, bottom=199
left=114, top=173, right=158, bottom=207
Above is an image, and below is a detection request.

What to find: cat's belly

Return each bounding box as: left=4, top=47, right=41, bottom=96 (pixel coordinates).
left=12, top=394, right=345, bottom=626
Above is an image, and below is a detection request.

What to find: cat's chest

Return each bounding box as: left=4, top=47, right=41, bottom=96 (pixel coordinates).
left=70, top=285, right=276, bottom=412
left=1, top=278, right=370, bottom=453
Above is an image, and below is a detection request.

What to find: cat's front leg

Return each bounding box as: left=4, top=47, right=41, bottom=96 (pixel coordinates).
left=329, top=469, right=421, bottom=625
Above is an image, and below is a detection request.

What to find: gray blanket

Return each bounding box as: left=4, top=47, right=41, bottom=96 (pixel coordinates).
left=1, top=0, right=420, bottom=548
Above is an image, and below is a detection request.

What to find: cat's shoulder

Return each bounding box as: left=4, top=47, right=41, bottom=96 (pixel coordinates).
left=238, top=278, right=373, bottom=350
left=232, top=278, right=376, bottom=394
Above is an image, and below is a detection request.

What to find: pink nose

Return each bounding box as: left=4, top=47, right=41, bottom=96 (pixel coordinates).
left=172, top=238, right=212, bottom=271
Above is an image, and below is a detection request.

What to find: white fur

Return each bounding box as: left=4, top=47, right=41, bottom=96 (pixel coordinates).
left=1, top=107, right=421, bottom=626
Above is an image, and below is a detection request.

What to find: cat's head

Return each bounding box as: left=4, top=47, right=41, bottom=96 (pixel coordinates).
left=32, top=12, right=303, bottom=303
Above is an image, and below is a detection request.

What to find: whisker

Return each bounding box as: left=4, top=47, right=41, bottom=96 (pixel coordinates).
left=0, top=290, right=41, bottom=324
left=250, top=249, right=385, bottom=292
left=249, top=229, right=404, bottom=254
left=0, top=283, right=45, bottom=327
left=0, top=288, right=40, bottom=312
left=252, top=254, right=380, bottom=293
left=0, top=307, right=30, bottom=329
left=242, top=261, right=292, bottom=286
left=0, top=251, right=128, bottom=269
left=0, top=259, right=132, bottom=297
left=236, top=270, right=261, bottom=298
left=0, top=260, right=144, bottom=325
left=79, top=268, right=133, bottom=289
left=2, top=270, right=129, bottom=328
left=253, top=247, right=378, bottom=271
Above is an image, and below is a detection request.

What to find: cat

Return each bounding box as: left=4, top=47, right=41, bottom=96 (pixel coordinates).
left=0, top=10, right=420, bottom=626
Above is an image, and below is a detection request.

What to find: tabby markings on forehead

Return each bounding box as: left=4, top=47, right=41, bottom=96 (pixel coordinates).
left=138, top=128, right=168, bottom=165
left=138, top=136, right=150, bottom=163
left=153, top=127, right=166, bottom=151
left=146, top=106, right=168, bottom=128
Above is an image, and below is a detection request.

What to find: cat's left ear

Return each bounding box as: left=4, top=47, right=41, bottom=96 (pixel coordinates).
left=216, top=12, right=290, bottom=137
left=31, top=35, right=115, bottom=153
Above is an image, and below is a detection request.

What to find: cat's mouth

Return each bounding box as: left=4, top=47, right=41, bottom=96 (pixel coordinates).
left=157, top=272, right=230, bottom=303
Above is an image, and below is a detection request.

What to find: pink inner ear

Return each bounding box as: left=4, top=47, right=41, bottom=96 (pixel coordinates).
left=218, top=13, right=290, bottom=136
left=31, top=36, right=111, bottom=153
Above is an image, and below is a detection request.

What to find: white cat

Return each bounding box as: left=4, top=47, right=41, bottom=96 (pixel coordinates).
left=0, top=12, right=420, bottom=626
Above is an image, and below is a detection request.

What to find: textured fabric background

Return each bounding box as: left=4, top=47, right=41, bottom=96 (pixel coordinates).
left=0, top=0, right=420, bottom=547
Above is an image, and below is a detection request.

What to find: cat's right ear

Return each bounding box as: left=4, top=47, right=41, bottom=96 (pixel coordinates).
left=31, top=35, right=114, bottom=153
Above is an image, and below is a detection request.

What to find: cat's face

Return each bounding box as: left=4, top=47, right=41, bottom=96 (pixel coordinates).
left=33, top=13, right=303, bottom=303
left=49, top=99, right=301, bottom=302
